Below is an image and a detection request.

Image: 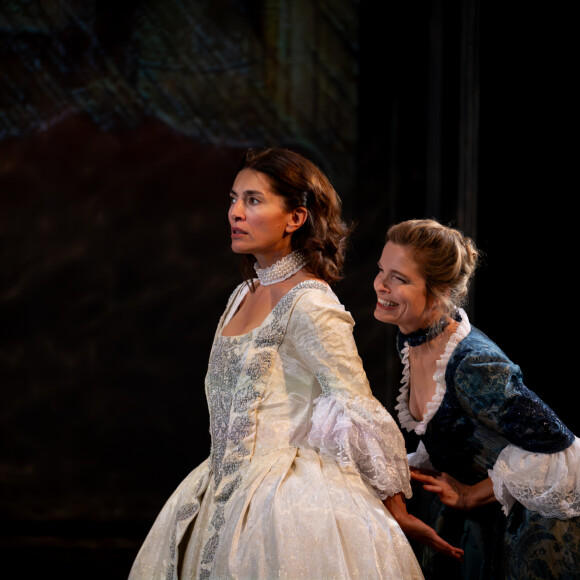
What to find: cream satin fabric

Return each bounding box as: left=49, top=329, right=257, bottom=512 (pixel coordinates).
left=129, top=281, right=423, bottom=579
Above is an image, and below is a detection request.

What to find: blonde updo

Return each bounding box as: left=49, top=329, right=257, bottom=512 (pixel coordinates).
left=386, top=219, right=480, bottom=319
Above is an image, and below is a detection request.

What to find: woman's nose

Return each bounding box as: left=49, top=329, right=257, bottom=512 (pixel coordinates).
left=374, top=274, right=390, bottom=292
left=229, top=199, right=244, bottom=220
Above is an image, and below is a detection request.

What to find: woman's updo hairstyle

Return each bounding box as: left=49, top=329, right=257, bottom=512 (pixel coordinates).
left=386, top=219, right=480, bottom=318
left=239, top=147, right=352, bottom=285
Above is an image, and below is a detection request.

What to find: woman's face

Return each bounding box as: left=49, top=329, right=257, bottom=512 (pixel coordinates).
left=229, top=169, right=299, bottom=266
left=373, top=241, right=434, bottom=333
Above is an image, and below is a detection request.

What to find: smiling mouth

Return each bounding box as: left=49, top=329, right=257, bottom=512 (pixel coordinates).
left=231, top=228, right=247, bottom=235
left=377, top=298, right=398, bottom=307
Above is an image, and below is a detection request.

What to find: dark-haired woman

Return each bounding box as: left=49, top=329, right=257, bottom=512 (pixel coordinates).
left=373, top=218, right=580, bottom=579
left=129, top=150, right=462, bottom=579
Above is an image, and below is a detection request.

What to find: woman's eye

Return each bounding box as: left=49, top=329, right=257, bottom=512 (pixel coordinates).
left=248, top=197, right=260, bottom=205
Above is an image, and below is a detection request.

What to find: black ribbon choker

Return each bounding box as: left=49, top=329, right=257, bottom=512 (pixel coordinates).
left=398, top=312, right=461, bottom=347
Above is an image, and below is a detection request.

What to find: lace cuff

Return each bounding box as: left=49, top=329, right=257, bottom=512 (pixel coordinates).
left=307, top=391, right=412, bottom=500
left=407, top=440, right=434, bottom=470
left=489, top=438, right=580, bottom=518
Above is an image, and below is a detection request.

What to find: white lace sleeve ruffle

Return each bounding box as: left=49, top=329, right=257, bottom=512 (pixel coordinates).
left=489, top=437, right=580, bottom=519
left=307, top=390, right=412, bottom=500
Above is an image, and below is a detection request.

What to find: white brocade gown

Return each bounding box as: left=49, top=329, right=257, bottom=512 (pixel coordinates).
left=129, top=281, right=424, bottom=580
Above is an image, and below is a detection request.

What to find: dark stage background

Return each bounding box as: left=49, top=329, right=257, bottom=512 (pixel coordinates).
left=1, top=1, right=575, bottom=577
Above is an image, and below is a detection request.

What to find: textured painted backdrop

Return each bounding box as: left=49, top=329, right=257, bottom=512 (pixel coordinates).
left=1, top=1, right=576, bottom=577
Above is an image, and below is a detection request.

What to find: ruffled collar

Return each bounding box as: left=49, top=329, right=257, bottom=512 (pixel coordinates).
left=395, top=308, right=471, bottom=435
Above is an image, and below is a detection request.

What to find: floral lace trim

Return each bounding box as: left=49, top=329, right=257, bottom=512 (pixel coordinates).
left=396, top=308, right=471, bottom=435
left=308, top=385, right=412, bottom=500
left=490, top=438, right=580, bottom=518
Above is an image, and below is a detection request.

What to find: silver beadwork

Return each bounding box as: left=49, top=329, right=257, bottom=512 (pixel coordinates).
left=196, top=280, right=329, bottom=577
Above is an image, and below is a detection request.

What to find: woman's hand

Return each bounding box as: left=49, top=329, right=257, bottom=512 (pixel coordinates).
left=410, top=467, right=497, bottom=510
left=384, top=493, right=464, bottom=562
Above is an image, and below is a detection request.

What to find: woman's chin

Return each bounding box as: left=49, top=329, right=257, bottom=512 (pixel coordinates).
left=230, top=243, right=253, bottom=255
left=374, top=307, right=396, bottom=326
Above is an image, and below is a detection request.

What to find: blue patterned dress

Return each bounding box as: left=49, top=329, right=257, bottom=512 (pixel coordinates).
left=396, top=310, right=580, bottom=579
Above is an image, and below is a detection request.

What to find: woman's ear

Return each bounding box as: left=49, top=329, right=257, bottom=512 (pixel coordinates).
left=425, top=288, right=450, bottom=320
left=285, top=207, right=308, bottom=234
left=424, top=293, right=441, bottom=320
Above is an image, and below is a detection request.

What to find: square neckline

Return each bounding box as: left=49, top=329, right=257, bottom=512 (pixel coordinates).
left=219, top=279, right=329, bottom=338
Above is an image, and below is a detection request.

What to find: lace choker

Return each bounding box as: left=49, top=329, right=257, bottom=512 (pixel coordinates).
left=254, top=251, right=306, bottom=286
left=398, top=316, right=451, bottom=347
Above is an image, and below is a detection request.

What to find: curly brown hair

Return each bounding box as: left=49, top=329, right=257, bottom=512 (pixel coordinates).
left=237, top=147, right=352, bottom=285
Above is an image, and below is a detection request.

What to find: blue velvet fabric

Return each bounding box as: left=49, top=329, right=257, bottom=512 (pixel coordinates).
left=424, top=327, right=574, bottom=484
left=399, top=325, right=580, bottom=579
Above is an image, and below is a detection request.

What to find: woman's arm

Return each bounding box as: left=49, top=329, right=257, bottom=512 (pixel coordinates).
left=441, top=347, right=578, bottom=517
left=294, top=290, right=412, bottom=499
left=410, top=468, right=496, bottom=510
left=384, top=493, right=464, bottom=561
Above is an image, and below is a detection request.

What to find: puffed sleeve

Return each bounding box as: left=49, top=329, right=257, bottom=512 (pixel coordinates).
left=288, top=288, right=411, bottom=500
left=453, top=348, right=579, bottom=518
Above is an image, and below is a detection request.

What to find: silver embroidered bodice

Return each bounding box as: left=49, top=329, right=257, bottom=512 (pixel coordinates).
left=129, top=280, right=419, bottom=580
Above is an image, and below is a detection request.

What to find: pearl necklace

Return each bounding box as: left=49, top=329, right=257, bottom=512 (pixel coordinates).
left=254, top=251, right=306, bottom=286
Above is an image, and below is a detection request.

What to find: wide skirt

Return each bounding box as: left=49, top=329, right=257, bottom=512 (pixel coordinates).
left=129, top=448, right=424, bottom=579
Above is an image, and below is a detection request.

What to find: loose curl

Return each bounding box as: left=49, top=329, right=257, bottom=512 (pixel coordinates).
left=238, top=147, right=352, bottom=285
left=386, top=219, right=480, bottom=319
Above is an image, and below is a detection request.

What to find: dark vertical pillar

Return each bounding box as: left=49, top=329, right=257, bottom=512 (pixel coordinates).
left=457, top=0, right=480, bottom=239
left=426, top=0, right=443, bottom=218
